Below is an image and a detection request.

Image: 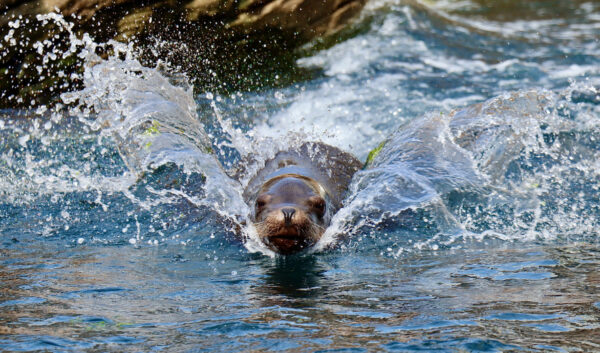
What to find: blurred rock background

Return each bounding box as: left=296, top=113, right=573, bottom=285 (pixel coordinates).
left=0, top=0, right=367, bottom=107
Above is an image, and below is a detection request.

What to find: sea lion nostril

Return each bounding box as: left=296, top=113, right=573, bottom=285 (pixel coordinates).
left=281, top=208, right=296, bottom=225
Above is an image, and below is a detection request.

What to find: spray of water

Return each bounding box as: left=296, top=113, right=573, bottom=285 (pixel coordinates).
left=1, top=9, right=599, bottom=256
left=312, top=87, right=600, bottom=255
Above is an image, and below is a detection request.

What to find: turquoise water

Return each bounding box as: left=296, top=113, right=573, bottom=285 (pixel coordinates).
left=2, top=0, right=600, bottom=351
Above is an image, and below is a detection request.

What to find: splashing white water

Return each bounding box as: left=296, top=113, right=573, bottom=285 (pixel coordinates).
left=0, top=13, right=268, bottom=251
left=2, top=8, right=600, bottom=256
left=313, top=87, right=600, bottom=254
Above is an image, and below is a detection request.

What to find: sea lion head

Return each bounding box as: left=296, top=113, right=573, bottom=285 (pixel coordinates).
left=251, top=174, right=330, bottom=254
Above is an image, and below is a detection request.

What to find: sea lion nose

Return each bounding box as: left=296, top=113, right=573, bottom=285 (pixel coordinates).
left=281, top=208, right=296, bottom=225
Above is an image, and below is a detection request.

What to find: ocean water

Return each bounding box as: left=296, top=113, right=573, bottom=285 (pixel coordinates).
left=2, top=0, right=600, bottom=351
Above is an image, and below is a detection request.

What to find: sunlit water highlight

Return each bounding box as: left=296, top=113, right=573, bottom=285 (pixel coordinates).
left=2, top=0, right=600, bottom=351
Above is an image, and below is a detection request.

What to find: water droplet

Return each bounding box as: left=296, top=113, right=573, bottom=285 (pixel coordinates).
left=18, top=134, right=29, bottom=147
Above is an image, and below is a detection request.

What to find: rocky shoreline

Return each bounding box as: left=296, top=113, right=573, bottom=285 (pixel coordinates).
left=1, top=0, right=367, bottom=108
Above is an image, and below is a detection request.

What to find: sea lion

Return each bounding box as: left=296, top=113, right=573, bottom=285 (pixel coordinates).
left=241, top=142, right=362, bottom=254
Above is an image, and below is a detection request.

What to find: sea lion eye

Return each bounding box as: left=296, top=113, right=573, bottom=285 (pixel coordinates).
left=309, top=196, right=326, bottom=214
left=256, top=195, right=269, bottom=209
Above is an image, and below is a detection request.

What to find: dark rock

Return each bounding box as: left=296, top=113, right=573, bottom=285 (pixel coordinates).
left=0, top=0, right=367, bottom=108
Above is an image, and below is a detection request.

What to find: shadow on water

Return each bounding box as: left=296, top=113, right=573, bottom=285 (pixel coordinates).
left=260, top=256, right=326, bottom=300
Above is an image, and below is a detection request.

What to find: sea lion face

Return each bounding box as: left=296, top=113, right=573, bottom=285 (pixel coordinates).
left=252, top=176, right=328, bottom=254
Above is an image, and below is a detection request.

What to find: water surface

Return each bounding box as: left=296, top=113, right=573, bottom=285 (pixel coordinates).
left=1, top=0, right=600, bottom=351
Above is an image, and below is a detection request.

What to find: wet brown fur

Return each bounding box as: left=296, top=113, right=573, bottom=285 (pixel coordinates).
left=239, top=142, right=362, bottom=254
left=253, top=176, right=327, bottom=254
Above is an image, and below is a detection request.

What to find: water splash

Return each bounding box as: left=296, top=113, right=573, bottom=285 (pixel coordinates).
left=2, top=7, right=600, bottom=257
left=315, top=86, right=600, bottom=255
left=0, top=13, right=257, bottom=249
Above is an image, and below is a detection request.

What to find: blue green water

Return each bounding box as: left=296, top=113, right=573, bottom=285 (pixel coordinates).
left=2, top=0, right=600, bottom=351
